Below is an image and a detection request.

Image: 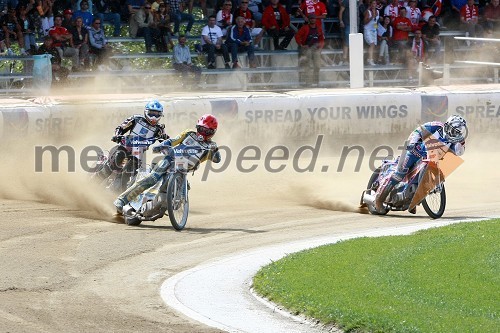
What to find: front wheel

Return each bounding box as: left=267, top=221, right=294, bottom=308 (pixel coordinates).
left=422, top=183, right=446, bottom=219
left=166, top=173, right=189, bottom=230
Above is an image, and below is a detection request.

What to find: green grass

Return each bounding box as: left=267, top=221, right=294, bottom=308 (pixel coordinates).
left=253, top=220, right=500, bottom=333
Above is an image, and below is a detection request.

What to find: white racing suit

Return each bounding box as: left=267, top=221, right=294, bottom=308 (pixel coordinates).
left=375, top=121, right=465, bottom=212
left=115, top=129, right=221, bottom=207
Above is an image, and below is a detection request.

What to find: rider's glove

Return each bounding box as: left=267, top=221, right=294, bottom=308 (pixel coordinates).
left=111, top=135, right=120, bottom=143
left=152, top=145, right=163, bottom=153
left=209, top=142, right=218, bottom=153
left=406, top=143, right=416, bottom=151
left=159, top=133, right=169, bottom=141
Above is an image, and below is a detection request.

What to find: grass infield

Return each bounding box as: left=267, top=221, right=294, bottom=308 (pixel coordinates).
left=253, top=220, right=499, bottom=332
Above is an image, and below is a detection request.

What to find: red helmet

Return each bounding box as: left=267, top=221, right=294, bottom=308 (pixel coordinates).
left=196, top=114, right=218, bottom=141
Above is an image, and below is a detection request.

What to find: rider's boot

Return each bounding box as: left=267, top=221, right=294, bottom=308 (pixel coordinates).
left=408, top=206, right=417, bottom=214
left=113, top=198, right=125, bottom=214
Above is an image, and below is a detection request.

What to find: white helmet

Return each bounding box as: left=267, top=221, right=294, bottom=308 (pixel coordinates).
left=444, top=114, right=467, bottom=143
left=144, top=100, right=164, bottom=125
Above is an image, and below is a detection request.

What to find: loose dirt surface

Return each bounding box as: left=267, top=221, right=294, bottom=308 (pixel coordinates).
left=0, top=128, right=499, bottom=333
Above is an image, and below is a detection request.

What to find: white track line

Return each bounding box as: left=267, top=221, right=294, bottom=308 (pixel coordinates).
left=160, top=217, right=495, bottom=333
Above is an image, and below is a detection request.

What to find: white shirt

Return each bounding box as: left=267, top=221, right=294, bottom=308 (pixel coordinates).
left=201, top=25, right=223, bottom=45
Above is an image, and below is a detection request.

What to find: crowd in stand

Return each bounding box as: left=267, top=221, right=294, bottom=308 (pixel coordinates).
left=0, top=0, right=498, bottom=85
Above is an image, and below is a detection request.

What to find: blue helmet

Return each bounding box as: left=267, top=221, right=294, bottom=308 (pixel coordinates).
left=144, top=100, right=164, bottom=125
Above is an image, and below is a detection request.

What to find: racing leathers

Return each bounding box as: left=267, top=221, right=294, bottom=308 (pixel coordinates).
left=374, top=121, right=465, bottom=212
left=115, top=129, right=221, bottom=208
left=97, top=115, right=167, bottom=186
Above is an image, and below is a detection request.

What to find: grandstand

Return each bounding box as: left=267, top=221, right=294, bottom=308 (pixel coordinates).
left=1, top=17, right=498, bottom=94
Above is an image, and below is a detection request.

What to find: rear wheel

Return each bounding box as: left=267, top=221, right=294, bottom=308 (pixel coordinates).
left=422, top=183, right=446, bottom=219
left=166, top=173, right=189, bottom=230
left=367, top=167, right=389, bottom=216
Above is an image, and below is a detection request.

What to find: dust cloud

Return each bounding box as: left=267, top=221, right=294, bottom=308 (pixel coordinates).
left=1, top=96, right=498, bottom=221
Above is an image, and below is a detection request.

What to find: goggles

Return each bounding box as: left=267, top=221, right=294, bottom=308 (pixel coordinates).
left=147, top=109, right=162, bottom=118
left=197, top=126, right=216, bottom=136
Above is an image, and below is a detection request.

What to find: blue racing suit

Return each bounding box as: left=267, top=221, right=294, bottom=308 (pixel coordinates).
left=116, top=129, right=221, bottom=205
left=390, top=121, right=466, bottom=184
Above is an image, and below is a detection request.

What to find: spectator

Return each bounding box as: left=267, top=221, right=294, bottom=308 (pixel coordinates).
left=233, top=0, right=264, bottom=46
left=406, top=29, right=425, bottom=82
left=484, top=0, right=499, bottom=37
left=135, top=4, right=161, bottom=52
left=384, top=0, right=399, bottom=21
left=167, top=0, right=194, bottom=36
left=451, top=0, right=468, bottom=24
left=39, top=0, right=54, bottom=36
left=127, top=0, right=144, bottom=37
left=201, top=15, right=231, bottom=69
left=226, top=15, right=257, bottom=68
left=17, top=3, right=37, bottom=54
left=71, top=16, right=89, bottom=68
left=155, top=2, right=174, bottom=52
left=405, top=0, right=421, bottom=31
left=392, top=6, right=412, bottom=63
left=36, top=35, right=69, bottom=82
left=338, top=0, right=350, bottom=65
left=297, top=0, right=327, bottom=28
left=95, top=0, right=122, bottom=37
left=173, top=34, right=201, bottom=87
left=295, top=14, right=324, bottom=87
left=75, top=0, right=94, bottom=14
left=460, top=0, right=483, bottom=44
left=48, top=14, right=80, bottom=71
left=247, top=0, right=262, bottom=23
left=73, top=0, right=93, bottom=27
left=262, top=0, right=294, bottom=50
left=421, top=15, right=442, bottom=62
left=89, top=17, right=112, bottom=67
left=2, top=6, right=26, bottom=55
left=363, top=0, right=379, bottom=66
left=216, top=0, right=233, bottom=36
left=377, top=15, right=393, bottom=64
left=61, top=8, right=73, bottom=30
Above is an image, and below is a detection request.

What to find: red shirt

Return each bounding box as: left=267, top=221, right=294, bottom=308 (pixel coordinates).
left=460, top=4, right=479, bottom=22
left=262, top=4, right=291, bottom=30
left=299, top=0, right=327, bottom=20
left=48, top=26, right=71, bottom=47
left=392, top=16, right=412, bottom=41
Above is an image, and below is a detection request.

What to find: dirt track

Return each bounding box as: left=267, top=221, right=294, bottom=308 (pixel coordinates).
left=0, top=129, right=499, bottom=332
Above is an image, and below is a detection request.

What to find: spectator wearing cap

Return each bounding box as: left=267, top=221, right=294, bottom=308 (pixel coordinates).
left=295, top=14, right=324, bottom=87
left=73, top=0, right=94, bottom=27
left=95, top=0, right=122, bottom=37
left=36, top=35, right=70, bottom=83
left=62, top=8, right=74, bottom=30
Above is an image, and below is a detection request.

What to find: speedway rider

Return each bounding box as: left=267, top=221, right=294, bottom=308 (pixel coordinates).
left=96, top=100, right=168, bottom=185
left=374, top=114, right=467, bottom=213
left=113, top=114, right=221, bottom=213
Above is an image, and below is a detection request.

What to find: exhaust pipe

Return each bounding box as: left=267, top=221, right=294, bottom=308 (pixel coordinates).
left=363, top=192, right=376, bottom=206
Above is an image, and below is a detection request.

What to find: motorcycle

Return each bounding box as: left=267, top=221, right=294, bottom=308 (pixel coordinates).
left=121, top=143, right=213, bottom=230
left=91, top=135, right=159, bottom=192
left=360, top=137, right=463, bottom=218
